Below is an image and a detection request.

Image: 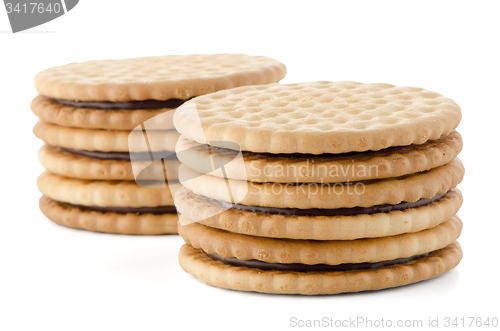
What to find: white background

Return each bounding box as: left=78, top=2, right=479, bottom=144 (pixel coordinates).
left=1, top=1, right=499, bottom=330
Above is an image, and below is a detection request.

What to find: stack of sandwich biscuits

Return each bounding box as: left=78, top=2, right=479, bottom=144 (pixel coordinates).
left=174, top=81, right=464, bottom=294
left=33, top=54, right=286, bottom=235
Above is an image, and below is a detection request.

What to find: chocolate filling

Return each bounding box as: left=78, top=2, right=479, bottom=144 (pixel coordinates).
left=62, top=147, right=178, bottom=161
left=209, top=192, right=447, bottom=217
left=52, top=98, right=186, bottom=110
left=212, top=135, right=450, bottom=158
left=205, top=252, right=430, bottom=272
left=57, top=200, right=177, bottom=215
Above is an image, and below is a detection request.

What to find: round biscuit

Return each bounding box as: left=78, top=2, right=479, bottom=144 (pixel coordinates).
left=33, top=121, right=179, bottom=152
left=178, top=242, right=462, bottom=295
left=38, top=144, right=180, bottom=181
left=35, top=54, right=287, bottom=102
left=178, top=216, right=462, bottom=264
left=176, top=131, right=463, bottom=183
left=178, top=158, right=464, bottom=209
left=40, top=196, right=178, bottom=235
left=37, top=171, right=178, bottom=208
left=31, top=95, right=176, bottom=130
left=175, top=187, right=463, bottom=240
left=174, top=81, right=461, bottom=154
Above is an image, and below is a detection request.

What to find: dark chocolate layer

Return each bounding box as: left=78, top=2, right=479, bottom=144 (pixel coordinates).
left=209, top=192, right=447, bottom=217
left=62, top=147, right=178, bottom=162
left=52, top=98, right=186, bottom=110
left=57, top=200, right=177, bottom=215
left=205, top=252, right=430, bottom=272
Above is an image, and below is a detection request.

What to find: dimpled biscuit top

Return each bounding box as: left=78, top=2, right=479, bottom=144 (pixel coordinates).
left=174, top=81, right=461, bottom=154
left=34, top=54, right=286, bottom=102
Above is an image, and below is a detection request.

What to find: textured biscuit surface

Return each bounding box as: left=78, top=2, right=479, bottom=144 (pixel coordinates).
left=37, top=171, right=178, bottom=207
left=34, top=54, right=287, bottom=102
left=40, top=196, right=178, bottom=235
left=179, top=158, right=464, bottom=209
left=179, top=242, right=462, bottom=295
left=38, top=144, right=179, bottom=181
left=33, top=121, right=179, bottom=152
left=177, top=132, right=462, bottom=182
left=175, top=187, right=462, bottom=240
left=178, top=216, right=462, bottom=264
left=31, top=95, right=176, bottom=130
left=174, top=81, right=461, bottom=154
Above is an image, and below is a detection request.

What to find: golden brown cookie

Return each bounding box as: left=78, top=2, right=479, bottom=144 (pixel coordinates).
left=175, top=186, right=462, bottom=240
left=178, top=216, right=462, bottom=264
left=179, top=158, right=464, bottom=209
left=37, top=171, right=177, bottom=207
left=40, top=196, right=178, bottom=235
left=38, top=144, right=179, bottom=181
left=31, top=95, right=176, bottom=130
left=33, top=121, right=179, bottom=152
left=178, top=242, right=462, bottom=295
left=34, top=54, right=287, bottom=102
left=176, top=131, right=462, bottom=183
left=174, top=81, right=461, bottom=154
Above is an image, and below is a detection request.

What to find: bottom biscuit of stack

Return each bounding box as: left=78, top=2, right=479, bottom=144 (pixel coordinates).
left=178, top=239, right=462, bottom=295
left=37, top=172, right=179, bottom=235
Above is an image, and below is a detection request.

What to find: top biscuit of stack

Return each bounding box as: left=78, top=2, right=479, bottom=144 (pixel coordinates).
left=32, top=54, right=287, bottom=131
left=174, top=81, right=461, bottom=155
left=34, top=54, right=287, bottom=102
